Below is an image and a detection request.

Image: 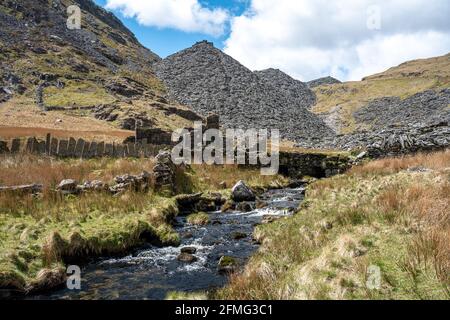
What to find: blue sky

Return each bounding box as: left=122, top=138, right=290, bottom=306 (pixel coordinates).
left=94, top=0, right=248, bottom=58
left=93, top=0, right=450, bottom=81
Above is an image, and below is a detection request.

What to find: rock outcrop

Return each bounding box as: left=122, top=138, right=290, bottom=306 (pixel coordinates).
left=0, top=0, right=202, bottom=134
left=307, top=76, right=341, bottom=88
left=154, top=41, right=335, bottom=142
left=231, top=181, right=256, bottom=202
left=299, top=88, right=450, bottom=155
left=354, top=89, right=450, bottom=131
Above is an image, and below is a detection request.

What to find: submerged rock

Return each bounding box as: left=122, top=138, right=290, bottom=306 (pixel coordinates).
left=255, top=200, right=269, bottom=209
left=177, top=252, right=198, bottom=263
left=180, top=247, right=197, bottom=254
left=231, top=232, right=247, bottom=240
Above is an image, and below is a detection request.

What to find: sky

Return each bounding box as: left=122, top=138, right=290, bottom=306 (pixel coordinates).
left=93, top=0, right=450, bottom=82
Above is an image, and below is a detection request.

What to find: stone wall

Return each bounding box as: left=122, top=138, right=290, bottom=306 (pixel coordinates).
left=278, top=151, right=351, bottom=179
left=0, top=134, right=168, bottom=159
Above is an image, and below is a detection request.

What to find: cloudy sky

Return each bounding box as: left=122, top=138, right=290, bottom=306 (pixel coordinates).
left=94, top=0, right=450, bottom=81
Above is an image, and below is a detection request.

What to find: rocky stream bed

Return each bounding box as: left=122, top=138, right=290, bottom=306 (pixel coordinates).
left=32, top=187, right=305, bottom=300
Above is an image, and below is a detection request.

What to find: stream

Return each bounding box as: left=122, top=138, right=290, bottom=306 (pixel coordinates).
left=35, top=187, right=304, bottom=300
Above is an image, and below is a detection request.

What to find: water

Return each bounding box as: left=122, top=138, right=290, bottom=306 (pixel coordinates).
left=36, top=188, right=304, bottom=300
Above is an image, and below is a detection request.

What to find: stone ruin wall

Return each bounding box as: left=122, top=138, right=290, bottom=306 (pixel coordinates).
left=0, top=134, right=168, bottom=159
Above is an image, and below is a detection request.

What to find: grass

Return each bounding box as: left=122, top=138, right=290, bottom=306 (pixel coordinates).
left=186, top=212, right=210, bottom=226
left=186, top=164, right=290, bottom=193
left=0, top=154, right=287, bottom=294
left=0, top=97, right=134, bottom=143
left=0, top=154, right=155, bottom=191
left=311, top=53, right=450, bottom=134
left=166, top=291, right=208, bottom=300
left=217, top=150, right=450, bottom=300
left=43, top=80, right=116, bottom=108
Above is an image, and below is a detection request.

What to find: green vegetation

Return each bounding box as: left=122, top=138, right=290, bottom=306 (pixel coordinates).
left=0, top=154, right=287, bottom=294
left=43, top=80, right=116, bottom=108
left=217, top=151, right=450, bottom=300
left=312, top=54, right=450, bottom=134
left=186, top=212, right=210, bottom=226
left=166, top=291, right=208, bottom=300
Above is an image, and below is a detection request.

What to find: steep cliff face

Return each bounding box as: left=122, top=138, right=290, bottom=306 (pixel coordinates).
left=0, top=0, right=199, bottom=138
left=154, top=41, right=335, bottom=142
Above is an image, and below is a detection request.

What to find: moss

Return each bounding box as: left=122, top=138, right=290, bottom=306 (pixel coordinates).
left=166, top=291, right=208, bottom=300
left=218, top=256, right=237, bottom=267
left=43, top=80, right=116, bottom=107
left=186, top=212, right=210, bottom=226
left=0, top=193, right=180, bottom=293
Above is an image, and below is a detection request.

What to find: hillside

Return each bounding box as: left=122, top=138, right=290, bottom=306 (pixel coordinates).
left=154, top=41, right=335, bottom=142
left=311, top=54, right=450, bottom=135
left=218, top=150, right=450, bottom=300
left=254, top=68, right=316, bottom=109
left=0, top=0, right=200, bottom=142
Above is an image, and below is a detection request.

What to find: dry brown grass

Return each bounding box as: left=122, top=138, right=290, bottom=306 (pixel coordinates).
left=350, top=150, right=450, bottom=176
left=218, top=149, right=450, bottom=300
left=0, top=154, right=155, bottom=189
left=0, top=126, right=132, bottom=143
left=0, top=98, right=133, bottom=143
left=375, top=176, right=450, bottom=295
left=189, top=164, right=289, bottom=192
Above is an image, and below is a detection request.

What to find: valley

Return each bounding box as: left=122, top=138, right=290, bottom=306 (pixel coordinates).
left=0, top=0, right=448, bottom=301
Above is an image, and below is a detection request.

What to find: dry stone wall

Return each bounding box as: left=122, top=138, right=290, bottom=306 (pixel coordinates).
left=0, top=134, right=168, bottom=159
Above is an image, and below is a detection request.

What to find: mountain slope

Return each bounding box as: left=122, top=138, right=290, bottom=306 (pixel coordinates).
left=0, top=0, right=200, bottom=141
left=307, top=76, right=341, bottom=89
left=254, top=68, right=316, bottom=110
left=154, top=41, right=334, bottom=142
left=311, top=53, right=450, bottom=135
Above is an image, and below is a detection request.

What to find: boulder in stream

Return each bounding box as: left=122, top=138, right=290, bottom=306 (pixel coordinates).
left=231, top=181, right=255, bottom=202
left=180, top=247, right=197, bottom=254
left=236, top=202, right=253, bottom=212
left=177, top=252, right=198, bottom=263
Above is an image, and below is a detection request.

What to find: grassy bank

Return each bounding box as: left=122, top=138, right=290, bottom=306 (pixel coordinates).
left=217, top=150, right=450, bottom=300
left=0, top=154, right=287, bottom=294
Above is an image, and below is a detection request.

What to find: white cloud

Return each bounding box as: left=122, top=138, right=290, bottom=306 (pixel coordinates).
left=105, top=0, right=229, bottom=36
left=224, top=0, right=450, bottom=81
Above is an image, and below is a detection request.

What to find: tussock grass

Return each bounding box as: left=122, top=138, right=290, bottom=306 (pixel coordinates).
left=43, top=80, right=116, bottom=108
left=217, top=150, right=450, bottom=300
left=350, top=150, right=450, bottom=176
left=188, top=164, right=289, bottom=193
left=0, top=154, right=155, bottom=190
left=186, top=212, right=210, bottom=226
left=0, top=155, right=287, bottom=294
